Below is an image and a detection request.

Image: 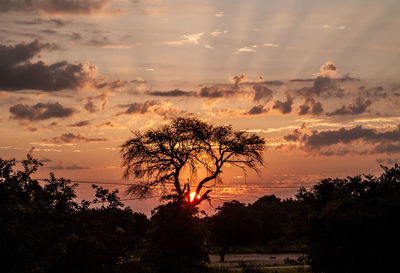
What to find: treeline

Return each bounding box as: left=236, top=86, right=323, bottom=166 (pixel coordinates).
left=1, top=155, right=400, bottom=273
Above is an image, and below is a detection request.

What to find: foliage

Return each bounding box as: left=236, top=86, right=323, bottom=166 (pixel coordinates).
left=208, top=200, right=259, bottom=262
left=297, top=164, right=400, bottom=273
left=121, top=117, right=264, bottom=205
left=143, top=202, right=209, bottom=273
left=0, top=155, right=149, bottom=273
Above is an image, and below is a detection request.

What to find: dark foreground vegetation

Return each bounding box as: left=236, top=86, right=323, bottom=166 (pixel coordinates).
left=1, top=155, right=400, bottom=273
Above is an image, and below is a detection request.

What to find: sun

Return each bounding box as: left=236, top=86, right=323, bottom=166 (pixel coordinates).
left=189, top=192, right=201, bottom=202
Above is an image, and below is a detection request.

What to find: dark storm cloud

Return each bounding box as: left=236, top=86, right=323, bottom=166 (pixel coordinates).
left=147, top=89, right=195, bottom=97
left=0, top=0, right=109, bottom=14
left=50, top=132, right=107, bottom=144
left=297, top=99, right=324, bottom=116
left=0, top=40, right=97, bottom=91
left=272, top=95, right=293, bottom=114
left=69, top=120, right=91, bottom=127
left=117, top=101, right=157, bottom=115
left=248, top=105, right=268, bottom=115
left=9, top=102, right=75, bottom=121
left=326, top=97, right=372, bottom=116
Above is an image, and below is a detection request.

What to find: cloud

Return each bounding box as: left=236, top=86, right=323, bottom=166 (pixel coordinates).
left=84, top=98, right=97, bottom=113
left=215, top=11, right=224, bottom=17
left=376, top=157, right=400, bottom=165
left=116, top=101, right=157, bottom=115
left=165, top=32, right=204, bottom=45
left=15, top=18, right=66, bottom=26
left=83, top=92, right=110, bottom=113
left=283, top=125, right=400, bottom=156
left=50, top=133, right=107, bottom=144
left=297, top=99, right=324, bottom=116
left=0, top=0, right=110, bottom=14
left=199, top=86, right=236, bottom=98
left=272, top=95, right=294, bottom=114
left=318, top=61, right=337, bottom=77
left=95, top=80, right=127, bottom=89
left=9, top=102, right=75, bottom=121
left=0, top=40, right=97, bottom=91
left=263, top=43, right=279, bottom=47
left=69, top=120, right=91, bottom=127
left=248, top=105, right=268, bottom=115
left=326, top=97, right=372, bottom=116
left=49, top=164, right=89, bottom=170
left=296, top=76, right=341, bottom=99
left=253, top=84, right=273, bottom=102
left=116, top=100, right=186, bottom=119
left=236, top=45, right=258, bottom=53
left=147, top=89, right=195, bottom=97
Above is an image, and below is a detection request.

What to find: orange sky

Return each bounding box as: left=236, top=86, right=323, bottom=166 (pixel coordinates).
left=1, top=0, right=400, bottom=215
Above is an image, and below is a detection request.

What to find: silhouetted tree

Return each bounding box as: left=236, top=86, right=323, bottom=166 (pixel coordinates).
left=0, top=155, right=149, bottom=273
left=121, top=117, right=264, bottom=206
left=297, top=164, right=400, bottom=273
left=208, top=200, right=258, bottom=262
left=143, top=202, right=209, bottom=273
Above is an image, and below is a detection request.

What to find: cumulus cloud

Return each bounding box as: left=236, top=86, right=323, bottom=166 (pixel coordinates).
left=297, top=99, right=324, bottom=116
left=252, top=84, right=273, bottom=102
left=0, top=40, right=97, bottom=91
left=50, top=132, right=107, bottom=144
left=83, top=92, right=110, bottom=113
left=9, top=102, right=75, bottom=121
left=326, top=97, right=372, bottom=116
left=0, top=0, right=109, bottom=14
left=230, top=72, right=247, bottom=89
left=272, top=95, right=293, bottom=114
left=296, top=76, right=341, bottom=99
left=318, top=61, right=337, bottom=77
left=248, top=105, right=268, bottom=115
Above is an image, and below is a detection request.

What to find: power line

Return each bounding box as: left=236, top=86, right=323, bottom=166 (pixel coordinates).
left=35, top=178, right=312, bottom=189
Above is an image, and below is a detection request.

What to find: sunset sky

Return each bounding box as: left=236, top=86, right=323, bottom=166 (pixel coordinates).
left=1, top=0, right=400, bottom=214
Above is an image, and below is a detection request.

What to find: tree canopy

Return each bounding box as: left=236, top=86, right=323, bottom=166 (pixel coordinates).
left=121, top=117, right=265, bottom=206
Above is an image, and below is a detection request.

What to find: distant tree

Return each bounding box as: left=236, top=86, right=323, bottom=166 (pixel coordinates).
left=208, top=200, right=258, bottom=262
left=250, top=195, right=303, bottom=249
left=121, top=117, right=264, bottom=206
left=297, top=164, right=400, bottom=273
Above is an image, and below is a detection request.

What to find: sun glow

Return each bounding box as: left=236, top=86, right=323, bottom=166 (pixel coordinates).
left=189, top=192, right=201, bottom=202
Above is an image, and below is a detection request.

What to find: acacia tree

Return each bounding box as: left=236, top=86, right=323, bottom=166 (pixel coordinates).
left=121, top=117, right=265, bottom=206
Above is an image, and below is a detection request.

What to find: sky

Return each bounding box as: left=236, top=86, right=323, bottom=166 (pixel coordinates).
left=1, top=0, right=400, bottom=214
